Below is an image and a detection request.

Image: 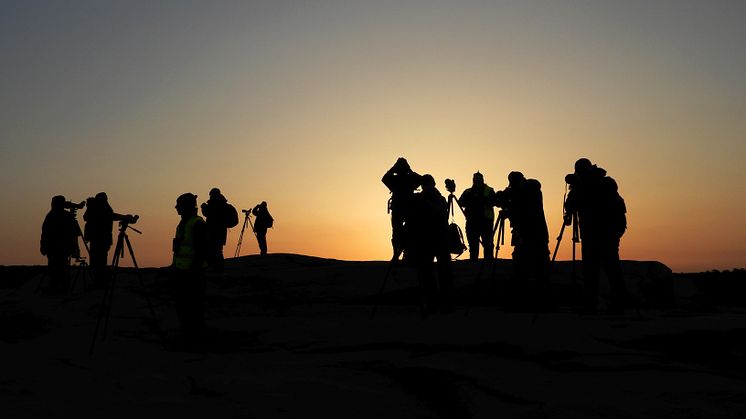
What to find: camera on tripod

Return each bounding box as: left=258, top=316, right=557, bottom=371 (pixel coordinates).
left=119, top=214, right=139, bottom=226
left=494, top=188, right=513, bottom=210
left=242, top=209, right=251, bottom=214
left=64, top=200, right=85, bottom=213
left=445, top=179, right=456, bottom=193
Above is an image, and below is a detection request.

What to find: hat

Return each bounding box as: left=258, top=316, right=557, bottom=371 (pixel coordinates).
left=176, top=193, right=198, bottom=208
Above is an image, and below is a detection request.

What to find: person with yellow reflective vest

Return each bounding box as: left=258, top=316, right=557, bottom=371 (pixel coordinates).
left=172, top=192, right=208, bottom=346
left=459, top=172, right=497, bottom=261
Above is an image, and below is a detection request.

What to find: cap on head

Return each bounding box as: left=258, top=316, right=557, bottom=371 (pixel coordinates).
left=176, top=193, right=198, bottom=208
left=209, top=188, right=221, bottom=198
left=574, top=158, right=593, bottom=174
left=420, top=174, right=435, bottom=188
left=508, top=171, right=525, bottom=185
left=95, top=192, right=108, bottom=202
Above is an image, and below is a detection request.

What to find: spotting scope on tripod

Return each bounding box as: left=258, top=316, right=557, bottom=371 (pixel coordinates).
left=235, top=209, right=258, bottom=257
left=90, top=214, right=164, bottom=354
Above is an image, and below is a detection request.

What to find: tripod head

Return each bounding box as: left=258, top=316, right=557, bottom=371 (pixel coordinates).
left=118, top=215, right=141, bottom=235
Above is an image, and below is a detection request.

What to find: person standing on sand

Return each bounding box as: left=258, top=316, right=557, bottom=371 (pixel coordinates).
left=382, top=157, right=421, bottom=260
left=564, top=158, right=628, bottom=315
left=251, top=201, right=273, bottom=255
left=407, top=174, right=455, bottom=314
left=40, top=195, right=79, bottom=294
left=201, top=187, right=236, bottom=273
left=459, top=171, right=497, bottom=261
left=172, top=193, right=208, bottom=345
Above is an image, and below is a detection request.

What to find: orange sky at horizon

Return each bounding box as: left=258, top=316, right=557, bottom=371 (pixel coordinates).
left=1, top=1, right=744, bottom=273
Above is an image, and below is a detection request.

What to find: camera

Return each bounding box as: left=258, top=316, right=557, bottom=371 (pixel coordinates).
left=64, top=200, right=85, bottom=211
left=242, top=209, right=251, bottom=214
left=120, top=214, right=139, bottom=225
left=445, top=179, right=456, bottom=193
left=494, top=188, right=513, bottom=209
left=565, top=173, right=577, bottom=185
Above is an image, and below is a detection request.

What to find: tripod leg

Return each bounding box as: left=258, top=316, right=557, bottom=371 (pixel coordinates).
left=125, top=235, right=166, bottom=348
left=90, top=245, right=121, bottom=355
left=370, top=256, right=398, bottom=320
left=235, top=216, right=249, bottom=258
left=550, top=222, right=566, bottom=264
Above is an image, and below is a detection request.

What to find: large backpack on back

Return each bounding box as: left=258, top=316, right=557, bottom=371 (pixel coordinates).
left=224, top=204, right=239, bottom=228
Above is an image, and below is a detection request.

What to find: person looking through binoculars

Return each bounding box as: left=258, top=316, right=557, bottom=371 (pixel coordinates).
left=83, top=192, right=133, bottom=288
left=40, top=195, right=81, bottom=294
left=251, top=201, right=273, bottom=255
left=564, top=158, right=628, bottom=314
left=495, top=172, right=551, bottom=308
left=459, top=172, right=496, bottom=260
left=382, top=157, right=421, bottom=260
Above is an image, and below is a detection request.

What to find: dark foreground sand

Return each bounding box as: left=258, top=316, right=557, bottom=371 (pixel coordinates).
left=2, top=254, right=745, bottom=418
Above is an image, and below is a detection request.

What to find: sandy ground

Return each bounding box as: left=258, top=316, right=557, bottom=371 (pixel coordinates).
left=2, top=254, right=745, bottom=418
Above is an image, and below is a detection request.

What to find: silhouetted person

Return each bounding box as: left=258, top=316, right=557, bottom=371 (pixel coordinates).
left=459, top=172, right=496, bottom=260
left=83, top=192, right=127, bottom=288
left=497, top=172, right=551, bottom=309
left=172, top=193, right=208, bottom=346
left=407, top=174, right=455, bottom=314
left=40, top=195, right=78, bottom=294
left=200, top=187, right=231, bottom=273
left=382, top=157, right=421, bottom=260
left=252, top=201, right=273, bottom=255
left=564, top=158, right=628, bottom=314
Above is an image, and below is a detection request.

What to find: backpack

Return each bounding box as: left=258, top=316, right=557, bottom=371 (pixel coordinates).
left=448, top=223, right=467, bottom=257
left=603, top=177, right=627, bottom=238
left=224, top=204, right=239, bottom=228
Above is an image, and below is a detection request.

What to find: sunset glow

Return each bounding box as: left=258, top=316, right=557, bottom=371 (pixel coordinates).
left=2, top=1, right=744, bottom=272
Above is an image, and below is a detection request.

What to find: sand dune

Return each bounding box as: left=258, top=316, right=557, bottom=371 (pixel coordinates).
left=1, top=254, right=745, bottom=418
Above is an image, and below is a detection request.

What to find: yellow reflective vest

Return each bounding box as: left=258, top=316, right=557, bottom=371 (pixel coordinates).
left=173, top=215, right=207, bottom=270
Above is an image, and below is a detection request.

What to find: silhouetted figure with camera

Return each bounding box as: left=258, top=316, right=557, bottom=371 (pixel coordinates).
left=382, top=157, right=421, bottom=260
left=496, top=172, right=551, bottom=309
left=564, top=158, right=628, bottom=314
left=201, top=188, right=238, bottom=272
left=459, top=172, right=496, bottom=260
left=83, top=192, right=128, bottom=288
left=172, top=193, right=208, bottom=346
left=252, top=201, right=273, bottom=255
left=40, top=195, right=80, bottom=294
left=407, top=174, right=455, bottom=314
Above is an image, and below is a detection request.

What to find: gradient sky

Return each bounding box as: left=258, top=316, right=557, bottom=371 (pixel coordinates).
left=1, top=0, right=744, bottom=272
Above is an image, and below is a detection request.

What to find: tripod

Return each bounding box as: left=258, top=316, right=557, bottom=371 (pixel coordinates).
left=235, top=210, right=257, bottom=257
left=550, top=212, right=579, bottom=286
left=90, top=219, right=164, bottom=354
